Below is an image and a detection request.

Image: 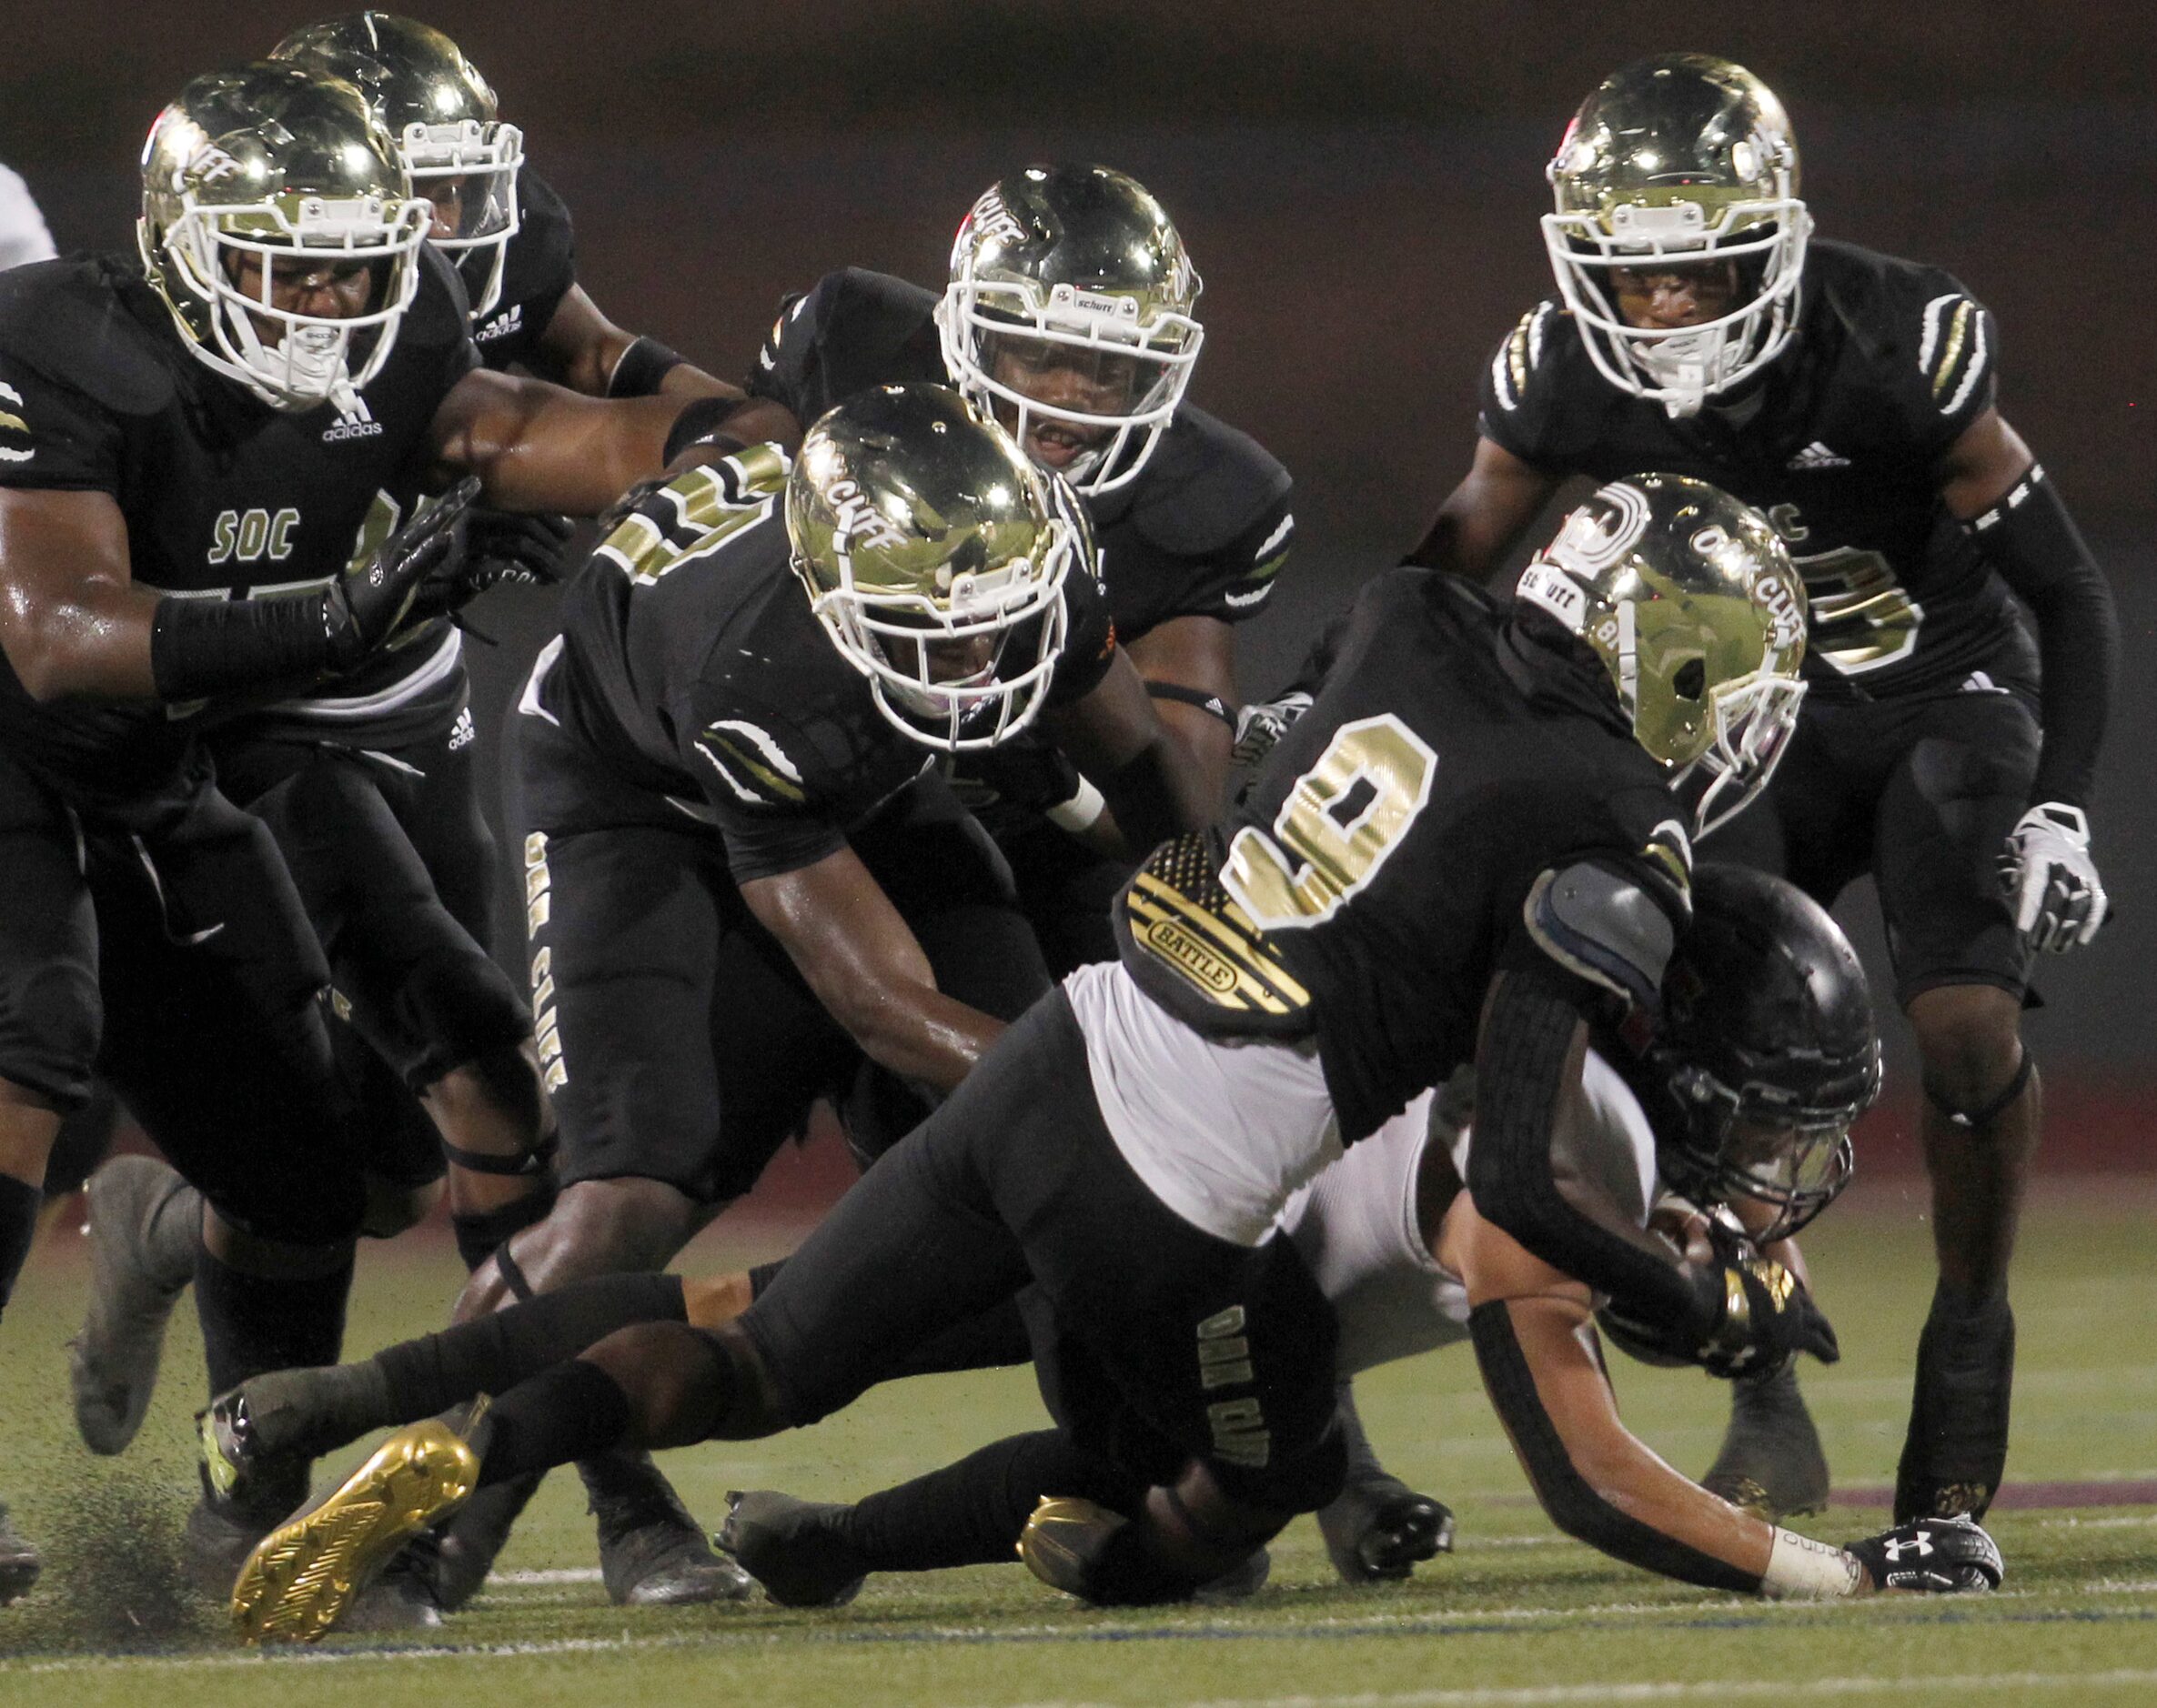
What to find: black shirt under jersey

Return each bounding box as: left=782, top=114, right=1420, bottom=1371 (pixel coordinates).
left=1479, top=239, right=2031, bottom=703
left=543, top=453, right=1121, bottom=885
left=1116, top=568, right=1691, bottom=1144
left=0, top=247, right=477, bottom=801
left=468, top=168, right=577, bottom=373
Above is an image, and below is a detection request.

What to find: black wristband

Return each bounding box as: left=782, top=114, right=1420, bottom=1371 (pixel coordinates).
left=662, top=397, right=749, bottom=465
left=1144, top=679, right=1235, bottom=728
left=606, top=335, right=688, bottom=399
left=149, top=592, right=332, bottom=703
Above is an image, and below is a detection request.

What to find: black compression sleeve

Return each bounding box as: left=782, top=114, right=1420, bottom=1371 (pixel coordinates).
left=606, top=335, right=687, bottom=398
left=1968, top=466, right=2118, bottom=807
left=1467, top=960, right=1706, bottom=1329
left=662, top=397, right=748, bottom=464
left=1468, top=1302, right=1759, bottom=1592
left=148, top=593, right=332, bottom=702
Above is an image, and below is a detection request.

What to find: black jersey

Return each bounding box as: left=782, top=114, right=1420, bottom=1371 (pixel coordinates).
left=469, top=168, right=576, bottom=371
left=749, top=267, right=1295, bottom=636
left=542, top=453, right=1121, bottom=885
left=1115, top=568, right=1690, bottom=1144
left=1479, top=239, right=2030, bottom=702
left=0, top=248, right=477, bottom=799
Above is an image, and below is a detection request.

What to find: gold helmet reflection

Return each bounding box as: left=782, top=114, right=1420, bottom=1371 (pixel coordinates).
left=935, top=165, right=1203, bottom=497
left=788, top=383, right=1091, bottom=752
left=272, top=14, right=523, bottom=319
left=1516, top=472, right=1809, bottom=836
left=138, top=62, right=431, bottom=412
left=1545, top=55, right=1810, bottom=418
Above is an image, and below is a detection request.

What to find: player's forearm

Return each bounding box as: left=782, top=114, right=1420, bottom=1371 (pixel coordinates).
left=1468, top=968, right=1705, bottom=1327
left=829, top=980, right=1003, bottom=1094
left=1965, top=465, right=2117, bottom=806
left=1470, top=1300, right=1863, bottom=1598
left=0, top=579, right=159, bottom=701
left=433, top=372, right=684, bottom=516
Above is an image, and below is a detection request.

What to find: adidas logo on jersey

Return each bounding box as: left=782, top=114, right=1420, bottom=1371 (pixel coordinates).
left=448, top=706, right=478, bottom=750
left=1787, top=441, right=1850, bottom=471
left=1960, top=671, right=2011, bottom=696
left=475, top=302, right=523, bottom=344
left=322, top=394, right=383, bottom=443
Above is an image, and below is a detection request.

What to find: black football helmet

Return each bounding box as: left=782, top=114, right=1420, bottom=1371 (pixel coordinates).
left=1647, top=863, right=1878, bottom=1241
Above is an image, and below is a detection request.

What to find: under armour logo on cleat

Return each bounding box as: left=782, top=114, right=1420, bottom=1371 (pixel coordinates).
left=1787, top=441, right=1850, bottom=470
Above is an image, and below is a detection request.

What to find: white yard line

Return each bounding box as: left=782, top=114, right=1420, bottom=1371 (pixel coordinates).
left=1017, top=1671, right=2157, bottom=1708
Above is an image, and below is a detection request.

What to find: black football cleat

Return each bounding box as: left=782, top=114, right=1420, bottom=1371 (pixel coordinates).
left=70, top=1156, right=195, bottom=1455
left=0, top=1502, right=40, bottom=1605
left=584, top=1452, right=752, bottom=1606
left=1316, top=1473, right=1456, bottom=1584
left=1704, top=1361, right=1832, bottom=1521
left=425, top=1471, right=543, bottom=1611
left=716, top=1490, right=869, bottom=1608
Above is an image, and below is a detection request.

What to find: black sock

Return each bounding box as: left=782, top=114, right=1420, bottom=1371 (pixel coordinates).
left=479, top=1358, right=633, bottom=1488
left=374, top=1272, right=686, bottom=1423
left=194, top=1246, right=352, bottom=1400
left=1333, top=1380, right=1394, bottom=1487
left=0, top=1174, right=38, bottom=1318
left=842, top=1429, right=1144, bottom=1572
left=1896, top=1287, right=2015, bottom=1522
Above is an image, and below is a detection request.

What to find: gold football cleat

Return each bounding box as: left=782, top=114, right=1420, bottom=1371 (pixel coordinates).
left=1016, top=1494, right=1127, bottom=1598
left=230, top=1401, right=489, bottom=1644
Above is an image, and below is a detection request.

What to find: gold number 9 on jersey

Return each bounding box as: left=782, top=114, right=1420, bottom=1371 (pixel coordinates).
left=1221, top=714, right=1436, bottom=929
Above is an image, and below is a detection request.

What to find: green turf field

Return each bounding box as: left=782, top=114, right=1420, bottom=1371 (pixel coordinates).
left=4, top=1181, right=2152, bottom=1706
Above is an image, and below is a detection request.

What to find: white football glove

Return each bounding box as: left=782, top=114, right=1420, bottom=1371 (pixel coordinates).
left=1232, top=690, right=1313, bottom=768
left=1999, top=803, right=2107, bottom=953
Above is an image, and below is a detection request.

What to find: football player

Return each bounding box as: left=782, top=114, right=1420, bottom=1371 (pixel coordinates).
left=270, top=14, right=731, bottom=402
left=701, top=868, right=1993, bottom=1607
left=68, top=16, right=746, bottom=1507
left=207, top=476, right=1832, bottom=1637
left=0, top=151, right=54, bottom=1605
left=0, top=62, right=711, bottom=1603
left=709, top=164, right=1291, bottom=975
left=381, top=383, right=1211, bottom=1608
left=1403, top=54, right=2119, bottom=1527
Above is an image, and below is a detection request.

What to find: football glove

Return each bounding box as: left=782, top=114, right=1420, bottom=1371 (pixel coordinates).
left=1845, top=1514, right=2003, bottom=1592
left=2000, top=803, right=2107, bottom=953
left=321, top=476, right=480, bottom=668
left=1232, top=690, right=1313, bottom=768
left=1600, top=1221, right=1839, bottom=1380
left=462, top=509, right=574, bottom=592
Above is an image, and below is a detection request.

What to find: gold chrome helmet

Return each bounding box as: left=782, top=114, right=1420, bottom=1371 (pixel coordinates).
left=272, top=14, right=522, bottom=319
left=935, top=165, right=1203, bottom=497
left=788, top=384, right=1090, bottom=751
left=1516, top=473, right=1809, bottom=836
left=138, top=63, right=431, bottom=412
left=1544, top=54, right=1810, bottom=418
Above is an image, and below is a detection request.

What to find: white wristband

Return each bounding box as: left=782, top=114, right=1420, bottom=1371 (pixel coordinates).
left=1760, top=1526, right=1863, bottom=1600
left=1046, top=776, right=1107, bottom=836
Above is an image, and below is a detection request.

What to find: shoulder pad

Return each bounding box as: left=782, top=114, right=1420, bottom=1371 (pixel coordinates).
left=1485, top=300, right=1566, bottom=417
left=1120, top=405, right=1291, bottom=558
left=692, top=716, right=811, bottom=810
left=1524, top=858, right=1680, bottom=1010
left=519, top=168, right=575, bottom=247
left=1813, top=242, right=1994, bottom=426
left=0, top=260, right=174, bottom=416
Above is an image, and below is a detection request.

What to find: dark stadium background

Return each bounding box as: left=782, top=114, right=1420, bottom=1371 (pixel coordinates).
left=3, top=2, right=2149, bottom=1187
